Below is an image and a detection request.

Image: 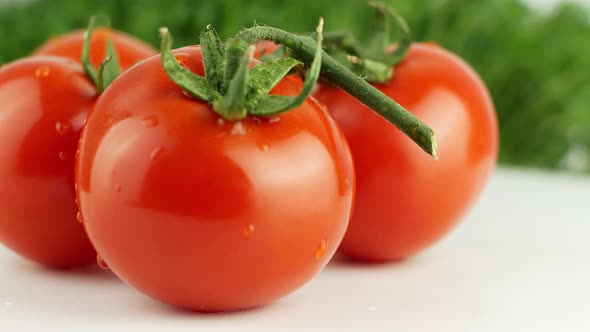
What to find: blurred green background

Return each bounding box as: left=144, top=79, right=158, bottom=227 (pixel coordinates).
left=1, top=0, right=589, bottom=173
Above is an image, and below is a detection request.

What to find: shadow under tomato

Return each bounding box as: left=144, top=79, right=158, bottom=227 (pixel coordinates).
left=325, top=251, right=432, bottom=271
left=132, top=293, right=292, bottom=319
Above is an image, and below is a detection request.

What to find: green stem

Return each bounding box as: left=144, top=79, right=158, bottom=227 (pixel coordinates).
left=231, top=26, right=438, bottom=158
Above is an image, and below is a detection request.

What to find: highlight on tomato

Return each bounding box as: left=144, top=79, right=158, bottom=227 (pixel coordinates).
left=0, top=17, right=155, bottom=268
left=314, top=3, right=498, bottom=262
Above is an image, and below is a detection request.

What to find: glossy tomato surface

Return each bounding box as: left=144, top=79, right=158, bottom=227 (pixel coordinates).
left=314, top=43, right=498, bottom=261
left=34, top=28, right=157, bottom=69
left=0, top=56, right=96, bottom=267
left=76, top=46, right=354, bottom=311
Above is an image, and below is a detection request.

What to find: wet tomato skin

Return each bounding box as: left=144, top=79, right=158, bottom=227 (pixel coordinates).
left=33, top=28, right=157, bottom=69
left=76, top=46, right=354, bottom=311
left=314, top=43, right=498, bottom=261
left=0, top=56, right=97, bottom=267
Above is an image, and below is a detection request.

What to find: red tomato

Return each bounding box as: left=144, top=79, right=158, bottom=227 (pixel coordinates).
left=0, top=56, right=97, bottom=267
left=33, top=28, right=157, bottom=69
left=314, top=43, right=498, bottom=261
left=76, top=46, right=354, bottom=311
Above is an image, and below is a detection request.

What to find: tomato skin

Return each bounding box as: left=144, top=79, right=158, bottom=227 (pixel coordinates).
left=76, top=47, right=354, bottom=311
left=0, top=56, right=97, bottom=267
left=33, top=28, right=157, bottom=69
left=314, top=43, right=498, bottom=261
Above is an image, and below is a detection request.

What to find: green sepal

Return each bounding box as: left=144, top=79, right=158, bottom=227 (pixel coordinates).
left=200, top=25, right=226, bottom=90
left=212, top=45, right=253, bottom=120
left=81, top=15, right=122, bottom=94
left=248, top=57, right=301, bottom=98
left=159, top=27, right=218, bottom=102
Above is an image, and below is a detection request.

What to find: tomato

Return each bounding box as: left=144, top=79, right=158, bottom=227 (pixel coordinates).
left=33, top=28, right=157, bottom=69
left=76, top=46, right=354, bottom=311
left=0, top=28, right=155, bottom=268
left=314, top=43, right=498, bottom=261
left=0, top=56, right=97, bottom=267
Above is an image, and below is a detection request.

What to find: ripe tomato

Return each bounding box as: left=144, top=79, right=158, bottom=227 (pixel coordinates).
left=0, top=29, right=155, bottom=268
left=314, top=43, right=498, bottom=261
left=0, top=56, right=97, bottom=267
left=33, top=28, right=157, bottom=69
left=76, top=46, right=354, bottom=311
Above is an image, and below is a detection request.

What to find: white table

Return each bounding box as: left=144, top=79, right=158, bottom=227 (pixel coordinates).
left=1, top=168, right=589, bottom=331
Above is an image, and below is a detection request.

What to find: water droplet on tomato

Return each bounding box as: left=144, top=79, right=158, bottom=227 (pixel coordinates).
left=150, top=146, right=164, bottom=160
left=217, top=118, right=226, bottom=127
left=141, top=115, right=159, bottom=127
left=230, top=121, right=247, bottom=135
left=259, top=144, right=269, bottom=151
left=97, top=254, right=109, bottom=270
left=76, top=211, right=84, bottom=224
left=243, top=224, right=255, bottom=238
left=35, top=66, right=50, bottom=78
left=115, top=184, right=122, bottom=193
left=55, top=121, right=71, bottom=135
left=268, top=116, right=280, bottom=124
left=315, top=239, right=327, bottom=260
left=58, top=151, right=67, bottom=160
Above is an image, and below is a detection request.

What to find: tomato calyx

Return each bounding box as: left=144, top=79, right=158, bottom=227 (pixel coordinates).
left=233, top=20, right=438, bottom=158
left=159, top=19, right=323, bottom=121
left=323, top=1, right=411, bottom=84
left=81, top=16, right=122, bottom=94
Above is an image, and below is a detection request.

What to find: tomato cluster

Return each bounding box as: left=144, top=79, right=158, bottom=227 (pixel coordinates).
left=0, top=13, right=497, bottom=312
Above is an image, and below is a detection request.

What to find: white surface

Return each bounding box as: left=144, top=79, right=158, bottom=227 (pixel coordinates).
left=1, top=168, right=590, bottom=331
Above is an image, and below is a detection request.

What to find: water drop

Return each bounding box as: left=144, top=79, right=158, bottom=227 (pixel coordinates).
left=141, top=115, right=159, bottom=127
left=252, top=117, right=262, bottom=124
left=150, top=146, right=164, bottom=160
left=217, top=118, right=226, bottom=127
left=315, top=239, right=327, bottom=260
left=243, top=224, right=255, bottom=238
left=115, top=184, right=122, bottom=193
left=230, top=121, right=247, bottom=135
left=76, top=211, right=84, bottom=224
left=58, top=151, right=67, bottom=160
left=97, top=254, right=109, bottom=270
left=35, top=66, right=50, bottom=78
left=268, top=116, right=280, bottom=124
left=259, top=144, right=269, bottom=151
left=55, top=121, right=71, bottom=135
